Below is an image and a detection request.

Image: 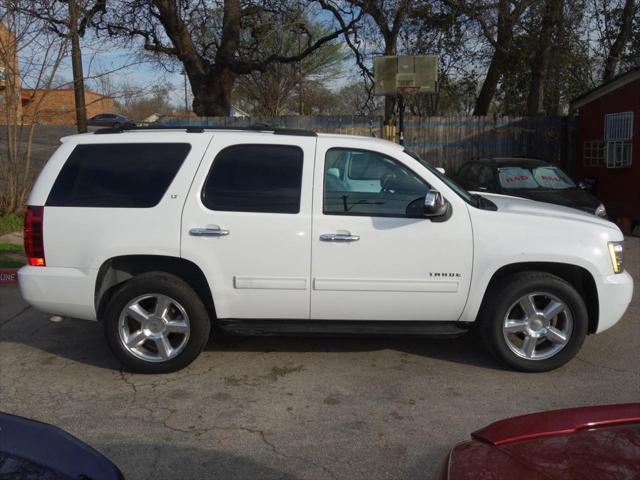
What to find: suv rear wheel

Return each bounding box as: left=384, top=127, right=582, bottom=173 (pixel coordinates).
left=478, top=271, right=588, bottom=372
left=103, top=272, right=210, bottom=373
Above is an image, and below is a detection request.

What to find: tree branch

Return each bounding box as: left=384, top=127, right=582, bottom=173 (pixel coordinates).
left=228, top=11, right=362, bottom=75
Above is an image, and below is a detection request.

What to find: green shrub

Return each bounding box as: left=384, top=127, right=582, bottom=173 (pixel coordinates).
left=0, top=260, right=23, bottom=268
left=0, top=243, right=23, bottom=252
left=0, top=213, right=22, bottom=236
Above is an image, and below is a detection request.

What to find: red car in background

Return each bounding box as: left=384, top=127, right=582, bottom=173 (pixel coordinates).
left=435, top=404, right=640, bottom=479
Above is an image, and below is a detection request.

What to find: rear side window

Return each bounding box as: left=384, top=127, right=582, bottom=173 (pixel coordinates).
left=202, top=144, right=303, bottom=214
left=46, top=143, right=190, bottom=208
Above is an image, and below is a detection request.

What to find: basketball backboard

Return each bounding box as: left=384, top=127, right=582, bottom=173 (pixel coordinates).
left=373, top=55, right=438, bottom=96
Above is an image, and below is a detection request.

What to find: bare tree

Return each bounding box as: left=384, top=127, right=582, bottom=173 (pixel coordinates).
left=18, top=0, right=107, bottom=133
left=602, top=0, right=636, bottom=81
left=526, top=0, right=564, bottom=115
left=447, top=0, right=535, bottom=115
left=319, top=0, right=412, bottom=124
left=0, top=3, right=68, bottom=214
left=102, top=0, right=359, bottom=117
left=332, top=80, right=383, bottom=115
left=234, top=11, right=345, bottom=116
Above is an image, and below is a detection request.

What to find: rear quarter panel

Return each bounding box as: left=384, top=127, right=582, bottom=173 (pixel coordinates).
left=29, top=133, right=213, bottom=269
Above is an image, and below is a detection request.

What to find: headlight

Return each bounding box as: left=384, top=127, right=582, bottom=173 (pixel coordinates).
left=608, top=241, right=624, bottom=274
left=595, top=203, right=607, bottom=218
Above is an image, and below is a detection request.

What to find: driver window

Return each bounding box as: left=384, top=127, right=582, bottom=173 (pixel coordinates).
left=323, top=148, right=429, bottom=217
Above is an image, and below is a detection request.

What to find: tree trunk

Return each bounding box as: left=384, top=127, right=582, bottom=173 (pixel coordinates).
left=544, top=5, right=566, bottom=116
left=473, top=0, right=513, bottom=116
left=187, top=0, right=240, bottom=116
left=602, top=0, right=636, bottom=82
left=191, top=68, right=236, bottom=117
left=474, top=52, right=504, bottom=115
left=527, top=0, right=563, bottom=116
left=69, top=0, right=87, bottom=133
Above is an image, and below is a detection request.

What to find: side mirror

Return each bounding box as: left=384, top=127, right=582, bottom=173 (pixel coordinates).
left=436, top=167, right=446, bottom=175
left=424, top=189, right=450, bottom=218
left=578, top=181, right=589, bottom=190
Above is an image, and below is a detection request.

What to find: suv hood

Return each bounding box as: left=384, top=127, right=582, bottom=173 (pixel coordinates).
left=476, top=192, right=617, bottom=230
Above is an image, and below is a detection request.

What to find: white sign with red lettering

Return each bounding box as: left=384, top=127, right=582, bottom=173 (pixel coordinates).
left=498, top=167, right=538, bottom=189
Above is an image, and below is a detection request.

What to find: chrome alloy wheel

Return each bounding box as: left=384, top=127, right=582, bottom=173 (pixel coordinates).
left=118, top=294, right=190, bottom=362
left=502, top=292, right=573, bottom=361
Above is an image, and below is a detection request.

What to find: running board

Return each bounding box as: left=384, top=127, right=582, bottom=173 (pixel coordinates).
left=216, top=320, right=470, bottom=338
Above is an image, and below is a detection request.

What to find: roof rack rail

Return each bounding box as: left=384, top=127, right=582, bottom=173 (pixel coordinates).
left=93, top=124, right=317, bottom=137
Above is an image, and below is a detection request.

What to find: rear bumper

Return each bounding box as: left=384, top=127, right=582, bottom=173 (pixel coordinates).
left=18, top=266, right=98, bottom=320
left=596, top=270, right=633, bottom=333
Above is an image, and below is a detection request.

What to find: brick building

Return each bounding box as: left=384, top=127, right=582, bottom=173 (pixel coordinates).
left=20, top=88, right=115, bottom=125
left=0, top=21, right=22, bottom=123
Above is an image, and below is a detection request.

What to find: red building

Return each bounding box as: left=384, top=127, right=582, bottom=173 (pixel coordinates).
left=572, top=67, right=640, bottom=229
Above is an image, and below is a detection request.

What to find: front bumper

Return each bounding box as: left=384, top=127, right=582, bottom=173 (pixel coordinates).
left=18, top=266, right=98, bottom=320
left=596, top=270, right=634, bottom=333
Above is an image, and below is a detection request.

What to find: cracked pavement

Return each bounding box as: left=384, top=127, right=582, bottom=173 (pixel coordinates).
left=1, top=238, right=638, bottom=480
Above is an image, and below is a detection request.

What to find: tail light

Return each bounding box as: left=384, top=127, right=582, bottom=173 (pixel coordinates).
left=24, top=206, right=45, bottom=267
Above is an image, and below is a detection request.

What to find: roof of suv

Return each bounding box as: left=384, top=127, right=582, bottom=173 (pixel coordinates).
left=61, top=127, right=404, bottom=151
left=317, top=132, right=402, bottom=150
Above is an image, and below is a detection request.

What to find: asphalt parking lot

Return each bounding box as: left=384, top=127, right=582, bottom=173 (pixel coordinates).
left=1, top=238, right=638, bottom=480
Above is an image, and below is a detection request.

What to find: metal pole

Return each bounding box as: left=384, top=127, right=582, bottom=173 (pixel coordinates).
left=69, top=0, right=87, bottom=133
left=398, top=94, right=405, bottom=146
left=298, top=30, right=303, bottom=116
left=182, top=69, right=188, bottom=116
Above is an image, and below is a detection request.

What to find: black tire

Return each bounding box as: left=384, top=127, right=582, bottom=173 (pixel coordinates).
left=103, top=272, right=211, bottom=374
left=478, top=271, right=588, bottom=372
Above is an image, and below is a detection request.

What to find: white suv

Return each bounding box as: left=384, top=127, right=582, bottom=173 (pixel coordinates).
left=18, top=126, right=633, bottom=373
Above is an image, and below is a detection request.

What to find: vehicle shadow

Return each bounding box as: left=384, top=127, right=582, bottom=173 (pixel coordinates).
left=0, top=304, right=503, bottom=372
left=1, top=286, right=502, bottom=372
left=0, top=318, right=503, bottom=376
left=205, top=330, right=503, bottom=371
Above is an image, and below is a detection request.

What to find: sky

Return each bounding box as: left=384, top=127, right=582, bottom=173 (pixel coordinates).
left=69, top=40, right=195, bottom=107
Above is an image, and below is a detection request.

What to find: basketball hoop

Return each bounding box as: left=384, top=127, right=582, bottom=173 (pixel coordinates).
left=373, top=55, right=438, bottom=96
left=372, top=55, right=439, bottom=146
left=397, top=85, right=421, bottom=96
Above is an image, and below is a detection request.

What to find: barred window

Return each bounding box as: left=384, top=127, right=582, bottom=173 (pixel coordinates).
left=604, top=112, right=633, bottom=168
left=605, top=112, right=633, bottom=140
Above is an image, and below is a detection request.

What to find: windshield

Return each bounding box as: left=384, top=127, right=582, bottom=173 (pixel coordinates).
left=498, top=166, right=576, bottom=190
left=404, top=149, right=478, bottom=206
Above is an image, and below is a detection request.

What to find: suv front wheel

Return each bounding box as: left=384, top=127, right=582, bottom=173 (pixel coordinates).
left=478, top=271, right=588, bottom=372
left=103, top=272, right=211, bottom=373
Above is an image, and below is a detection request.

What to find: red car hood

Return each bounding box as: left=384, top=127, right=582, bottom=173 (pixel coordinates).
left=438, top=404, right=640, bottom=480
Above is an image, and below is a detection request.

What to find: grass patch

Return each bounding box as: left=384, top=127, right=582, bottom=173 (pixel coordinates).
left=0, top=213, right=22, bottom=236
left=0, top=260, right=23, bottom=268
left=0, top=242, right=25, bottom=268
left=0, top=243, right=23, bottom=252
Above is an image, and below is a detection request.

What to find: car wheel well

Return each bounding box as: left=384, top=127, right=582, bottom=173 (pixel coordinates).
left=95, top=255, right=215, bottom=321
left=484, top=262, right=599, bottom=334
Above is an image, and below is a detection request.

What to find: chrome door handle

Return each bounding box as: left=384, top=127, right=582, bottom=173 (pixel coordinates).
left=189, top=227, right=230, bottom=237
left=320, top=233, right=360, bottom=242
